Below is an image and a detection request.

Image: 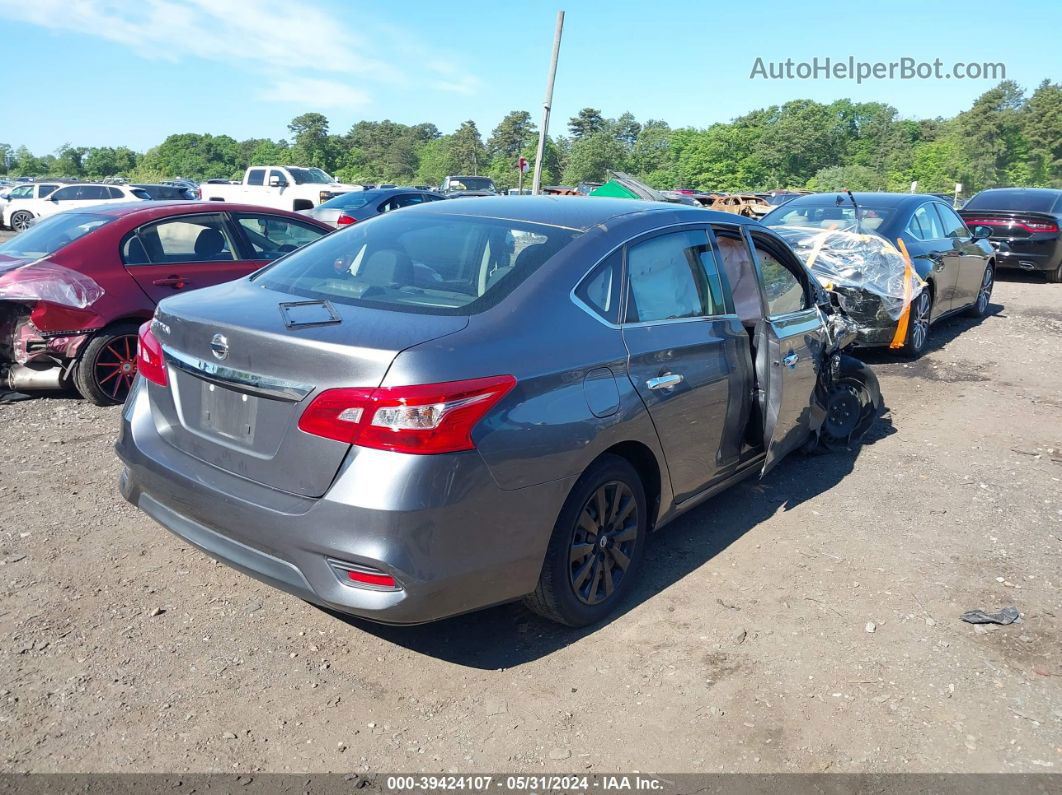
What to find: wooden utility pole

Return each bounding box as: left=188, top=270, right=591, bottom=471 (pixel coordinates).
left=532, top=10, right=564, bottom=195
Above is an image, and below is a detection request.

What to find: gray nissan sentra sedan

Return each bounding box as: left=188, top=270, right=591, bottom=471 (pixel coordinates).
left=116, top=197, right=880, bottom=626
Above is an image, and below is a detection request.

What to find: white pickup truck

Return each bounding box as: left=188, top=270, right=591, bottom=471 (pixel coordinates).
left=202, top=166, right=364, bottom=212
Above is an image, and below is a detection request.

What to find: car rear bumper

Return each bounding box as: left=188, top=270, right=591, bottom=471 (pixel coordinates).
left=115, top=380, right=575, bottom=624
left=991, top=240, right=1061, bottom=272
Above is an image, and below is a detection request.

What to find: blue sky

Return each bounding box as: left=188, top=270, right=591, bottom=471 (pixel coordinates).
left=2, top=0, right=1059, bottom=154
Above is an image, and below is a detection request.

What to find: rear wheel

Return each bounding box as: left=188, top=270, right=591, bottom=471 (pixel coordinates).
left=10, top=211, right=33, bottom=232
left=1047, top=261, right=1062, bottom=284
left=73, top=322, right=141, bottom=406
left=525, top=455, right=647, bottom=627
left=900, top=289, right=932, bottom=358
left=965, top=264, right=994, bottom=317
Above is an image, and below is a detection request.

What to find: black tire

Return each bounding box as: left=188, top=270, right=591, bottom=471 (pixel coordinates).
left=10, top=211, right=33, bottom=232
left=965, top=264, right=994, bottom=317
left=524, top=454, right=648, bottom=627
left=900, top=289, right=932, bottom=358
left=1047, top=261, right=1062, bottom=284
left=73, top=322, right=142, bottom=406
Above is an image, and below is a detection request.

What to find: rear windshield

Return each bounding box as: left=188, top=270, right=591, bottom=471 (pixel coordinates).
left=446, top=177, right=495, bottom=192
left=318, top=192, right=380, bottom=210
left=0, top=212, right=112, bottom=259
left=964, top=190, right=1060, bottom=213
left=763, top=202, right=896, bottom=233
left=254, top=211, right=579, bottom=315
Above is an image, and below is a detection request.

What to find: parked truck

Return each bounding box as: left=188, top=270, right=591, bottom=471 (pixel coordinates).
left=202, top=166, right=364, bottom=212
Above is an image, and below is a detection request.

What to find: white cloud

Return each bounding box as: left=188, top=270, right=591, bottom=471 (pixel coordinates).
left=262, top=78, right=371, bottom=109
left=1, top=0, right=482, bottom=108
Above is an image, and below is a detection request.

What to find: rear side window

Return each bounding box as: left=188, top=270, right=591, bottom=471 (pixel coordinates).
left=38, top=184, right=59, bottom=198
left=123, top=214, right=237, bottom=265
left=575, top=251, right=622, bottom=324
left=624, top=230, right=722, bottom=323
left=754, top=243, right=808, bottom=316
left=247, top=169, right=265, bottom=186
left=254, top=212, right=579, bottom=315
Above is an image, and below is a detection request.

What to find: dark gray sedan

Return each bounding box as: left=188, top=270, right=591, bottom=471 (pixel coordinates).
left=116, top=198, right=880, bottom=626
left=302, top=187, right=447, bottom=229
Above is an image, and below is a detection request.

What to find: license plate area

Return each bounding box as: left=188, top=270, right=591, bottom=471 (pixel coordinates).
left=200, top=381, right=258, bottom=443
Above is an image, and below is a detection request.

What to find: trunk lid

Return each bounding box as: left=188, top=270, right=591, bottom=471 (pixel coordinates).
left=148, top=279, right=468, bottom=497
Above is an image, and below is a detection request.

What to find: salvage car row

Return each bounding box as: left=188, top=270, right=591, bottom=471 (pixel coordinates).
left=0, top=184, right=1054, bottom=630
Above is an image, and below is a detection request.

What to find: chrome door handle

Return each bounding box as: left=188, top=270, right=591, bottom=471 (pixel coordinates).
left=782, top=352, right=799, bottom=369
left=647, top=373, right=684, bottom=391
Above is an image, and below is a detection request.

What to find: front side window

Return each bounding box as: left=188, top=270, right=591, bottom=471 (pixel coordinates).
left=123, top=215, right=236, bottom=265
left=908, top=203, right=946, bottom=241
left=625, top=230, right=722, bottom=323
left=106, top=186, right=124, bottom=199
left=714, top=229, right=761, bottom=324
left=935, top=203, right=970, bottom=238
left=233, top=213, right=327, bottom=260
left=754, top=244, right=808, bottom=316
left=49, top=187, right=78, bottom=202
left=10, top=186, right=32, bottom=199
left=269, top=169, right=288, bottom=186
left=254, top=212, right=579, bottom=315
left=247, top=169, right=265, bottom=187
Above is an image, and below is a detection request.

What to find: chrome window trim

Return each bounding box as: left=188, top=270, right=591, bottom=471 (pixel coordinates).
left=162, top=344, right=314, bottom=403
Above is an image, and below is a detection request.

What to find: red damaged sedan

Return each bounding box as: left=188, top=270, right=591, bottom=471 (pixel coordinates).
left=0, top=202, right=331, bottom=404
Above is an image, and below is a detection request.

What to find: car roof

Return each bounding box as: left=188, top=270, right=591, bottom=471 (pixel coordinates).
left=779, top=192, right=940, bottom=210
left=79, top=200, right=332, bottom=227
left=408, top=195, right=752, bottom=231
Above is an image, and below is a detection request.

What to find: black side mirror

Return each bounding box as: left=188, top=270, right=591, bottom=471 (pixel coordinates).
left=973, top=225, right=993, bottom=239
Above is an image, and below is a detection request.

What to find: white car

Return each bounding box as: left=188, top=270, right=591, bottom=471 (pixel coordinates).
left=201, top=166, right=364, bottom=212
left=2, top=181, right=63, bottom=231
left=4, top=183, right=150, bottom=230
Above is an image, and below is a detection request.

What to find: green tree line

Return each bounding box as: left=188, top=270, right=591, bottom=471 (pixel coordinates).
left=2, top=79, right=1058, bottom=193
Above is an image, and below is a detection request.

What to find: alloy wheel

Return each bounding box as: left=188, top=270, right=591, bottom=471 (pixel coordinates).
left=569, top=481, right=639, bottom=606
left=11, top=213, right=32, bottom=232
left=94, top=334, right=138, bottom=402
left=910, top=292, right=931, bottom=351
left=976, top=268, right=993, bottom=314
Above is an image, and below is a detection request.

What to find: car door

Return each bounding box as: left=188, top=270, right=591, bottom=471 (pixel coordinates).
left=621, top=227, right=749, bottom=502
left=905, top=202, right=959, bottom=315
left=120, top=213, right=249, bottom=305
left=935, top=202, right=987, bottom=309
left=746, top=229, right=827, bottom=476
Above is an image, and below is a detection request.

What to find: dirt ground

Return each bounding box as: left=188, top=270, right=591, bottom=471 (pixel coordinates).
left=0, top=255, right=1060, bottom=774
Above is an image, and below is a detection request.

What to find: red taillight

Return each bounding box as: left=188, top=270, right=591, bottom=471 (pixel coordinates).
left=963, top=216, right=1058, bottom=234
left=136, top=321, right=167, bottom=387
left=336, top=214, right=356, bottom=226
left=298, top=375, right=517, bottom=454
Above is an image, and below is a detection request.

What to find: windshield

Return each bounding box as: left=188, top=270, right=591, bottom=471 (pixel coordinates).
left=964, top=190, right=1060, bottom=213
left=254, top=211, right=579, bottom=315
left=447, top=177, right=495, bottom=192
left=318, top=191, right=380, bottom=211
left=0, top=212, right=113, bottom=259
left=287, top=167, right=335, bottom=185
left=762, top=202, right=896, bottom=233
